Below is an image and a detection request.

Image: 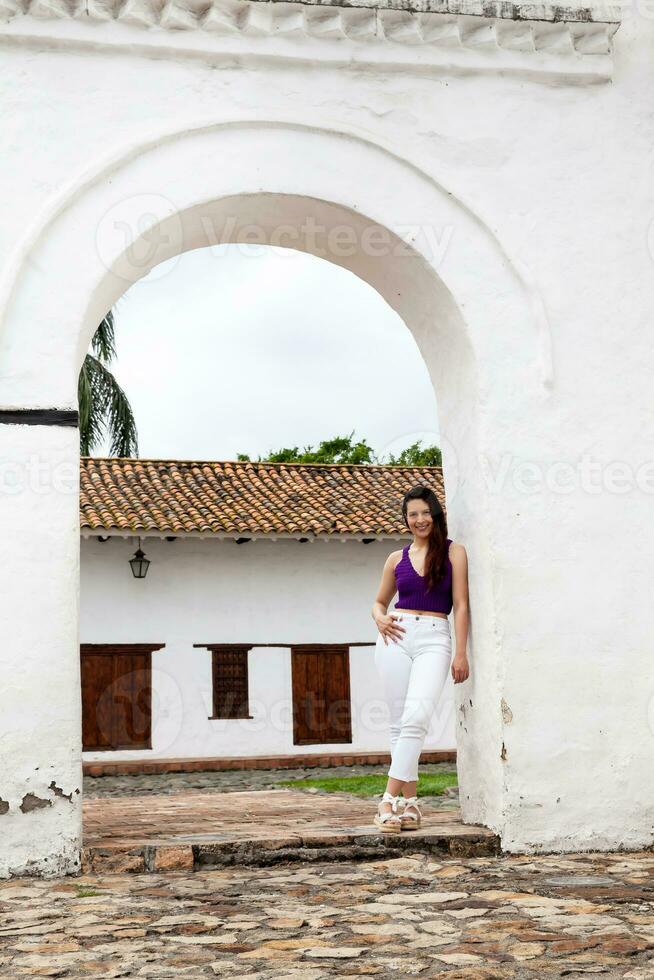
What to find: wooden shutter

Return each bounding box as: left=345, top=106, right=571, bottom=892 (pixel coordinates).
left=80, top=644, right=164, bottom=751
left=81, top=651, right=115, bottom=751
left=291, top=645, right=352, bottom=745
left=111, top=652, right=152, bottom=750
left=211, top=647, right=251, bottom=719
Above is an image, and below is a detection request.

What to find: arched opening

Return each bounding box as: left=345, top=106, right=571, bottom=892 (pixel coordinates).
left=79, top=240, right=454, bottom=770
left=0, top=121, right=548, bottom=874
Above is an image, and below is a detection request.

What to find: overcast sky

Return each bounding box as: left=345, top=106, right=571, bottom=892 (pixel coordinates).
left=97, top=244, right=440, bottom=462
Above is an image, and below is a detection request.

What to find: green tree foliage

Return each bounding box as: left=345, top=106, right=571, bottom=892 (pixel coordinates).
left=384, top=440, right=442, bottom=467
left=238, top=431, right=441, bottom=466
left=78, top=310, right=139, bottom=457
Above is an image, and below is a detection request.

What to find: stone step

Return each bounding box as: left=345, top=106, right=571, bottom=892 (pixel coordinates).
left=81, top=789, right=499, bottom=874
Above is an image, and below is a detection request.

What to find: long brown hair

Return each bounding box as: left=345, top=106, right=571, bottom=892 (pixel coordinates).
left=401, top=484, right=448, bottom=591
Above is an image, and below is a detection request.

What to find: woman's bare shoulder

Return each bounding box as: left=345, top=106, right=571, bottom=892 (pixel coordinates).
left=448, top=541, right=468, bottom=562
left=384, top=548, right=404, bottom=570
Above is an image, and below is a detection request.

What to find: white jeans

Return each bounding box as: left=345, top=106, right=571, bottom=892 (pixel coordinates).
left=374, top=612, right=452, bottom=783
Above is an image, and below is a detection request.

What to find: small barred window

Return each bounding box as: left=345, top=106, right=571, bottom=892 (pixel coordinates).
left=211, top=647, right=251, bottom=719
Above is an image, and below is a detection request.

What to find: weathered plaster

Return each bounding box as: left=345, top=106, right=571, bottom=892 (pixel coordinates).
left=0, top=0, right=621, bottom=82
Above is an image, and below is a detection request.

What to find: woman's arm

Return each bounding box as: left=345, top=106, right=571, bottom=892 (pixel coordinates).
left=372, top=551, right=406, bottom=645
left=450, top=542, right=470, bottom=684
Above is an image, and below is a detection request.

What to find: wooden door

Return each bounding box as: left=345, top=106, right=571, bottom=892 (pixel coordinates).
left=291, top=645, right=352, bottom=745
left=80, top=644, right=163, bottom=751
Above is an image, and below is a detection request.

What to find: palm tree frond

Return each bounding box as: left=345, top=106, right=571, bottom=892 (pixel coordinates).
left=78, top=355, right=108, bottom=455
left=80, top=354, right=138, bottom=457
left=90, top=310, right=117, bottom=364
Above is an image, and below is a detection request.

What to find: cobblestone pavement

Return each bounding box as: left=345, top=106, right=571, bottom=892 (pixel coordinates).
left=83, top=764, right=460, bottom=810
left=1, top=850, right=653, bottom=978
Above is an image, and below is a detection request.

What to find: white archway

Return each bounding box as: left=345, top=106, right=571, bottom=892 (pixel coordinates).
left=0, top=120, right=551, bottom=874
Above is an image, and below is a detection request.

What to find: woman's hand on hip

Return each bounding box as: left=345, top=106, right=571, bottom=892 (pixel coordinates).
left=375, top=614, right=406, bottom=645
left=451, top=654, right=470, bottom=684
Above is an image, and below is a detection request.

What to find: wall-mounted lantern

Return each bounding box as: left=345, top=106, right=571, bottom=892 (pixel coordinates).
left=129, top=537, right=151, bottom=579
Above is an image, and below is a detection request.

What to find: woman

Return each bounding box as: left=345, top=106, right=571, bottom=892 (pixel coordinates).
left=371, top=484, right=470, bottom=833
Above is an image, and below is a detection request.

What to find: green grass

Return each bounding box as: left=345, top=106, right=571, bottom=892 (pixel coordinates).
left=74, top=885, right=102, bottom=898
left=276, top=772, right=458, bottom=798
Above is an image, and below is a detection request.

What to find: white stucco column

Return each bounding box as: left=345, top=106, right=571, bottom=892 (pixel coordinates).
left=0, top=417, right=82, bottom=877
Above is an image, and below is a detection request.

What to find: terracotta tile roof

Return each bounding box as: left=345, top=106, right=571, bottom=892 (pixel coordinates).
left=80, top=457, right=446, bottom=538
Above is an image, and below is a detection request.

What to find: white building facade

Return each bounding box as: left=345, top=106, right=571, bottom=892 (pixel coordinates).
left=80, top=534, right=456, bottom=765
left=1, top=0, right=654, bottom=877
left=78, top=457, right=455, bottom=765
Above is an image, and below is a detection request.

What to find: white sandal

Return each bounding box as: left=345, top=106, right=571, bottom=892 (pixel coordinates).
left=398, top=796, right=422, bottom=830
left=373, top=791, right=402, bottom=834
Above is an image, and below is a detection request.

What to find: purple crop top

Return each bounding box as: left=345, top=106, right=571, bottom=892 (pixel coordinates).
left=394, top=539, right=453, bottom=615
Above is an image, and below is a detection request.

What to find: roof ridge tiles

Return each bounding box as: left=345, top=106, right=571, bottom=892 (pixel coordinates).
left=81, top=455, right=440, bottom=471
left=79, top=456, right=445, bottom=536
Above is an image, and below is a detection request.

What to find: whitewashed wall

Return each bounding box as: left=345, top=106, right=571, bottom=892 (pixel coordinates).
left=80, top=536, right=456, bottom=761
left=1, top=0, right=654, bottom=874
